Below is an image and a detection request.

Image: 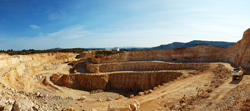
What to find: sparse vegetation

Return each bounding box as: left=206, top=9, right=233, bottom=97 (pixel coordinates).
left=0, top=48, right=92, bottom=55
left=95, top=50, right=124, bottom=56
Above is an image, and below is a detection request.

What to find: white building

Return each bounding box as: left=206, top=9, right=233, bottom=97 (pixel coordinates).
left=112, top=47, right=119, bottom=51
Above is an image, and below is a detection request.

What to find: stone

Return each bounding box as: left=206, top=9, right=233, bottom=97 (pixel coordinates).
left=36, top=92, right=41, bottom=97
left=138, top=92, right=144, bottom=96
left=118, top=95, right=124, bottom=99
left=129, top=95, right=134, bottom=98
left=33, top=105, right=39, bottom=110
left=97, top=98, right=102, bottom=102
left=0, top=98, right=15, bottom=111
left=13, top=99, right=35, bottom=111
left=106, top=97, right=112, bottom=101
left=148, top=89, right=153, bottom=93
left=80, top=96, right=87, bottom=100
left=108, top=99, right=140, bottom=111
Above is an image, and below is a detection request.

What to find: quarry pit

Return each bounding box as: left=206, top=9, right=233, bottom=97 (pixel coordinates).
left=1, top=29, right=250, bottom=110
left=50, top=61, right=209, bottom=93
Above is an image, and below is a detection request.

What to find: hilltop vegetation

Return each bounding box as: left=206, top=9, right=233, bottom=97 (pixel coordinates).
left=0, top=48, right=90, bottom=55
left=95, top=50, right=125, bottom=56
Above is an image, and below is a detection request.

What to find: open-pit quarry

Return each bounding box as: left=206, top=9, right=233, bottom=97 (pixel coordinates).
left=1, top=29, right=250, bottom=111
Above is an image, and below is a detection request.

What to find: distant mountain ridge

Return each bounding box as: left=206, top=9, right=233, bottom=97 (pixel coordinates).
left=149, top=40, right=236, bottom=50
left=47, top=40, right=236, bottom=51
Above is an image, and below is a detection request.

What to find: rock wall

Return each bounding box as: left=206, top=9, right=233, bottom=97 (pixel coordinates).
left=0, top=53, right=76, bottom=92
left=91, top=46, right=224, bottom=64
left=223, top=28, right=250, bottom=69
left=91, top=28, right=250, bottom=69
left=51, top=71, right=182, bottom=91
left=76, top=51, right=93, bottom=59
left=86, top=61, right=209, bottom=73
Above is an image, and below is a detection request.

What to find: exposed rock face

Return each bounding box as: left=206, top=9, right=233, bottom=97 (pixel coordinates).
left=76, top=51, right=93, bottom=59
left=91, top=45, right=224, bottom=64
left=223, top=28, right=250, bottom=68
left=0, top=53, right=76, bottom=92
left=91, top=28, right=250, bottom=69
left=51, top=71, right=182, bottom=91
left=86, top=61, right=209, bottom=73
left=51, top=73, right=109, bottom=90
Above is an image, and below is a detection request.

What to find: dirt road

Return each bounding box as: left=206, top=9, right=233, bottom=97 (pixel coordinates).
left=136, top=63, right=237, bottom=111
left=136, top=71, right=212, bottom=110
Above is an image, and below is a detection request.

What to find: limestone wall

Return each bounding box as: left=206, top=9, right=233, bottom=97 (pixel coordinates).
left=0, top=53, right=76, bottom=92
left=0, top=53, right=75, bottom=69
left=86, top=61, right=209, bottom=73
left=51, top=71, right=182, bottom=91
left=92, top=46, right=224, bottom=64
left=107, top=71, right=182, bottom=91
left=76, top=51, right=93, bottom=59
left=222, top=29, right=250, bottom=69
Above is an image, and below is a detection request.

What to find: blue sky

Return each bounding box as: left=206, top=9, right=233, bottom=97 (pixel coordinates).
left=0, top=0, right=250, bottom=50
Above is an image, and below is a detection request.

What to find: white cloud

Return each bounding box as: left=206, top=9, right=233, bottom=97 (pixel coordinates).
left=46, top=26, right=91, bottom=39
left=29, top=25, right=40, bottom=29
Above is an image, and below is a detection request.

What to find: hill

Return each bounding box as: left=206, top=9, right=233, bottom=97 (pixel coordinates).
left=150, top=40, right=235, bottom=50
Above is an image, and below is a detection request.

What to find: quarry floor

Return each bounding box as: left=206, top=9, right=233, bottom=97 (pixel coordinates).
left=1, top=57, right=250, bottom=111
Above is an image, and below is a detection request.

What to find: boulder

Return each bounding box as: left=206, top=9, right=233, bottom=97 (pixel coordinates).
left=80, top=96, right=87, bottom=100
left=108, top=99, right=140, bottom=111
left=13, top=98, right=35, bottom=111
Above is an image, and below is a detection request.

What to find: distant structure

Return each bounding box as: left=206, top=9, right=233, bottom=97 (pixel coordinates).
left=112, top=47, right=119, bottom=51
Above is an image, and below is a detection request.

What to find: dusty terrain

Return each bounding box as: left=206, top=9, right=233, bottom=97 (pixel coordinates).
left=1, top=29, right=250, bottom=111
